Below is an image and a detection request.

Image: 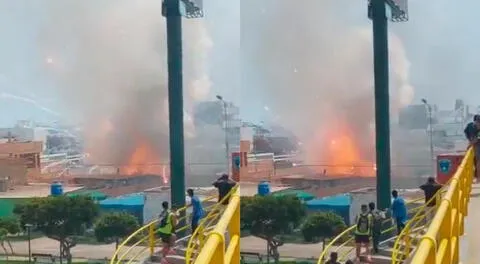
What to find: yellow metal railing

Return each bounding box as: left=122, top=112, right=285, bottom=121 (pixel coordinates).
left=192, top=186, right=240, bottom=264
left=409, top=148, right=474, bottom=264
left=390, top=182, right=450, bottom=263
left=317, top=194, right=425, bottom=263
left=109, top=193, right=218, bottom=264
left=185, top=185, right=239, bottom=264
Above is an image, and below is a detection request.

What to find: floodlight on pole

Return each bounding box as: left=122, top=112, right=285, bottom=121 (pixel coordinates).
left=216, top=95, right=230, bottom=173
left=422, top=98, right=435, bottom=176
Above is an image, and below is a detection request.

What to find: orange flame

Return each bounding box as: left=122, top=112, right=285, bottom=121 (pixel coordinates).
left=123, top=141, right=169, bottom=183
left=310, top=121, right=375, bottom=177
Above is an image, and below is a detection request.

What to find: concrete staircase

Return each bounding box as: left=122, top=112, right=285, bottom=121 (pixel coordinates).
left=144, top=235, right=192, bottom=264
left=351, top=228, right=425, bottom=264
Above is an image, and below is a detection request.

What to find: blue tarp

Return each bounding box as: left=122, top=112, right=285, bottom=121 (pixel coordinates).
left=306, top=194, right=351, bottom=225
left=99, top=193, right=145, bottom=222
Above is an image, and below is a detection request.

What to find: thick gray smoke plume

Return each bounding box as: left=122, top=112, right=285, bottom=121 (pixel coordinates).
left=241, top=0, right=413, bottom=169
left=36, top=0, right=212, bottom=166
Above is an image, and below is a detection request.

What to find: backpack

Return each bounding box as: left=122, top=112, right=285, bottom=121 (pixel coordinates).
left=356, top=214, right=370, bottom=234
left=370, top=210, right=384, bottom=232
left=159, top=211, right=170, bottom=228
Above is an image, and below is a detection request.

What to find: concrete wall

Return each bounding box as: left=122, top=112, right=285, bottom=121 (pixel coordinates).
left=143, top=186, right=217, bottom=225
left=0, top=158, right=28, bottom=187
left=0, top=141, right=43, bottom=155
left=349, top=187, right=376, bottom=225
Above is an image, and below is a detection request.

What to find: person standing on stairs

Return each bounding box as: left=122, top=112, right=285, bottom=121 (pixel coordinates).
left=213, top=173, right=237, bottom=246
left=354, top=204, right=373, bottom=263
left=157, top=201, right=177, bottom=260
left=325, top=252, right=341, bottom=264
left=368, top=202, right=385, bottom=254
left=213, top=173, right=237, bottom=205
left=187, top=188, right=204, bottom=234
left=464, top=114, right=480, bottom=182
left=419, top=177, right=443, bottom=224
left=391, top=190, right=408, bottom=235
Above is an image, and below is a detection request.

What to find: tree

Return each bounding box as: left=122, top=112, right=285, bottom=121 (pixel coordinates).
left=0, top=228, right=10, bottom=260
left=241, top=195, right=306, bottom=263
left=301, top=212, right=347, bottom=249
left=0, top=217, right=20, bottom=254
left=94, top=212, right=140, bottom=249
left=14, top=195, right=99, bottom=264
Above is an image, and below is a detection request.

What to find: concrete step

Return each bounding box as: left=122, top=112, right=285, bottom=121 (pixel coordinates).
left=356, top=255, right=392, bottom=264
left=148, top=254, right=186, bottom=264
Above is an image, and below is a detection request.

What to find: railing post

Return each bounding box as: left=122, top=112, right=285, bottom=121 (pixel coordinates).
left=440, top=200, right=452, bottom=263
left=149, top=224, right=155, bottom=257
left=211, top=232, right=226, bottom=264
left=228, top=194, right=241, bottom=264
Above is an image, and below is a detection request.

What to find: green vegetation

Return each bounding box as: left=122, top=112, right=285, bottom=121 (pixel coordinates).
left=241, top=195, right=349, bottom=263
left=14, top=196, right=99, bottom=264
left=94, top=212, right=140, bottom=249
left=241, top=195, right=306, bottom=263
left=0, top=217, right=21, bottom=259
left=301, top=212, right=347, bottom=249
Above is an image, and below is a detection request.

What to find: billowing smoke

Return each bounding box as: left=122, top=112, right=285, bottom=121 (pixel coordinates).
left=241, top=0, right=414, bottom=172
left=36, top=0, right=212, bottom=167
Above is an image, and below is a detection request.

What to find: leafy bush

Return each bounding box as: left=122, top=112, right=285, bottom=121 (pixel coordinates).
left=301, top=212, right=347, bottom=243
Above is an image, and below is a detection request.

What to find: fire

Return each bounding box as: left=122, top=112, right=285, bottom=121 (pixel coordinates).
left=123, top=141, right=169, bottom=184
left=310, top=121, right=376, bottom=177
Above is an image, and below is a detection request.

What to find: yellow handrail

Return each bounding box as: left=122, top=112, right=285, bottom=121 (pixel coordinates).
left=185, top=185, right=239, bottom=264
left=317, top=194, right=425, bottom=263
left=109, top=193, right=218, bottom=264
left=390, top=179, right=451, bottom=263
left=409, top=147, right=474, bottom=264
left=193, top=187, right=240, bottom=264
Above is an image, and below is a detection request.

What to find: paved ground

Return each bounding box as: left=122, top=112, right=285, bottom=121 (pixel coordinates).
left=240, top=236, right=323, bottom=259
left=9, top=237, right=158, bottom=261
left=460, top=184, right=480, bottom=264
left=8, top=236, right=323, bottom=261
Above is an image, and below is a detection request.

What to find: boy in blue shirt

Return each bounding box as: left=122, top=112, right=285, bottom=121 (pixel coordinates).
left=391, top=190, right=408, bottom=235
left=187, top=188, right=204, bottom=233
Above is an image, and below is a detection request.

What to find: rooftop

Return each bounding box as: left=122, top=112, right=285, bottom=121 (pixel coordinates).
left=239, top=182, right=291, bottom=197
left=0, top=183, right=84, bottom=198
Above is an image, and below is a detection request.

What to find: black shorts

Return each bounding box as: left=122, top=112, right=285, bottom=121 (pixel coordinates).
left=355, top=234, right=370, bottom=244
left=157, top=231, right=172, bottom=243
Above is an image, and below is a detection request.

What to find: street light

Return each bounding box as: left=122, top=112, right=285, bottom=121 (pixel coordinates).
left=216, top=95, right=230, bottom=173
left=25, top=224, right=33, bottom=264
left=422, top=98, right=435, bottom=176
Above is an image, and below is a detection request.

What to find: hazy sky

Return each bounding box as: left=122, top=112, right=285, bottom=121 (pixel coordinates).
left=0, top=0, right=479, bottom=127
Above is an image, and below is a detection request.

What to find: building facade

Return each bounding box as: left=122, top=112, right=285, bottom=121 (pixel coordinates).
left=0, top=141, right=43, bottom=188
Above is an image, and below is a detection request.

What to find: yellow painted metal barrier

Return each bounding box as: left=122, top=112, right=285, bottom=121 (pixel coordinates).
left=109, top=193, right=218, bottom=264
left=185, top=185, right=239, bottom=264
left=391, top=177, right=451, bottom=263
left=409, top=148, right=474, bottom=264
left=192, top=187, right=240, bottom=264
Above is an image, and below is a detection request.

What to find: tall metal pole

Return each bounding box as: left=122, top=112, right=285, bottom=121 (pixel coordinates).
left=428, top=105, right=435, bottom=175
left=223, top=101, right=230, bottom=173
left=422, top=99, right=435, bottom=177
left=165, top=0, right=186, bottom=216
left=372, top=0, right=392, bottom=210
left=27, top=225, right=32, bottom=264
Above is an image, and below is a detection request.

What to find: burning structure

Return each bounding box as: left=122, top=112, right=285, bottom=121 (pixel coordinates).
left=241, top=1, right=414, bottom=177
left=35, top=1, right=213, bottom=184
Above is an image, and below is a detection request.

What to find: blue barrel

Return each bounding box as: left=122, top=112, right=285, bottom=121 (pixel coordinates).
left=50, top=182, right=63, bottom=196
left=257, top=181, right=270, bottom=196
